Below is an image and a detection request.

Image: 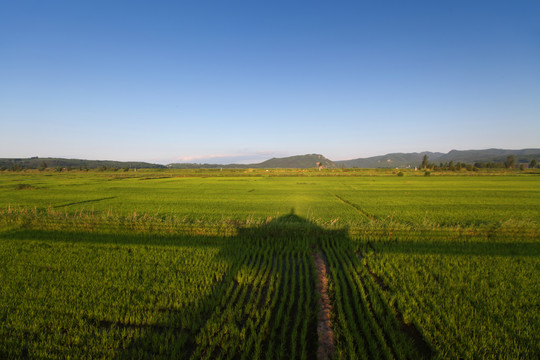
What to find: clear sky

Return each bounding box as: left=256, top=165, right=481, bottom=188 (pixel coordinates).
left=1, top=1, right=539, bottom=164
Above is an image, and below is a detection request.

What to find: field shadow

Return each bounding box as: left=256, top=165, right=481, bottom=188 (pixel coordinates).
left=0, top=211, right=436, bottom=359
left=110, top=210, right=330, bottom=359
left=0, top=212, right=324, bottom=358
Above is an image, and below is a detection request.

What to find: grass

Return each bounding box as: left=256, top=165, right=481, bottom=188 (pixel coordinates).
left=0, top=170, right=539, bottom=359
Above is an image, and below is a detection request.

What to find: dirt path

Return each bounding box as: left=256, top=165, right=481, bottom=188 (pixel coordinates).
left=312, top=250, right=335, bottom=360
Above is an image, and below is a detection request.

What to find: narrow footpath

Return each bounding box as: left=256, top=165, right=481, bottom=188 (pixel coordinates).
left=312, top=250, right=335, bottom=360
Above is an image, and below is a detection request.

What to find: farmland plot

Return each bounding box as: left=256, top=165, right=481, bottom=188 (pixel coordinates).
left=0, top=171, right=538, bottom=358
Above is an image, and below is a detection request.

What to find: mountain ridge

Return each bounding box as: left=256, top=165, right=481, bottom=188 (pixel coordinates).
left=334, top=151, right=444, bottom=169
left=335, top=148, right=540, bottom=168
left=167, top=154, right=337, bottom=169
left=1, top=148, right=539, bottom=170
left=0, top=157, right=165, bottom=170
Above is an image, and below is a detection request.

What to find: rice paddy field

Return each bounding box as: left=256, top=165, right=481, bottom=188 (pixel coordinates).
left=0, top=169, right=539, bottom=359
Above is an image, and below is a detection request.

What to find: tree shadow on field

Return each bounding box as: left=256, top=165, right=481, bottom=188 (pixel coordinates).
left=0, top=210, right=434, bottom=359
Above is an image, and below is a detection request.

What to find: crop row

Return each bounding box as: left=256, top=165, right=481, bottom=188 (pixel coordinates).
left=320, top=235, right=425, bottom=360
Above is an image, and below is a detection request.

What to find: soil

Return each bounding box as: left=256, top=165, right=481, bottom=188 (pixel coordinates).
left=312, top=250, right=335, bottom=360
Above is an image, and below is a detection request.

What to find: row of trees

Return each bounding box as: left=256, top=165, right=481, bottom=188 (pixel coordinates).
left=421, top=155, right=538, bottom=171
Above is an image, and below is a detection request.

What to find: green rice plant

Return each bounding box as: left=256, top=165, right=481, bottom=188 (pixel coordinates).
left=0, top=171, right=538, bottom=359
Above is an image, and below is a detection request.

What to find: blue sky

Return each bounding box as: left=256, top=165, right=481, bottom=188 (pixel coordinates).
left=1, top=1, right=539, bottom=164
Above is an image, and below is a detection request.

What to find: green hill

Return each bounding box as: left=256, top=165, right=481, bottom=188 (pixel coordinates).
left=335, top=149, right=540, bottom=168
left=168, top=154, right=336, bottom=169
left=434, top=149, right=540, bottom=165
left=253, top=154, right=336, bottom=169
left=0, top=157, right=166, bottom=170
left=335, top=152, right=444, bottom=168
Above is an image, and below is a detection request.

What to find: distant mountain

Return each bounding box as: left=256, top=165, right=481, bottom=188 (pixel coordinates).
left=253, top=154, right=336, bottom=169
left=335, top=152, right=444, bottom=169
left=433, top=149, right=540, bottom=165
left=0, top=157, right=166, bottom=170
left=335, top=148, right=540, bottom=168
left=168, top=154, right=337, bottom=169
left=3, top=149, right=539, bottom=170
